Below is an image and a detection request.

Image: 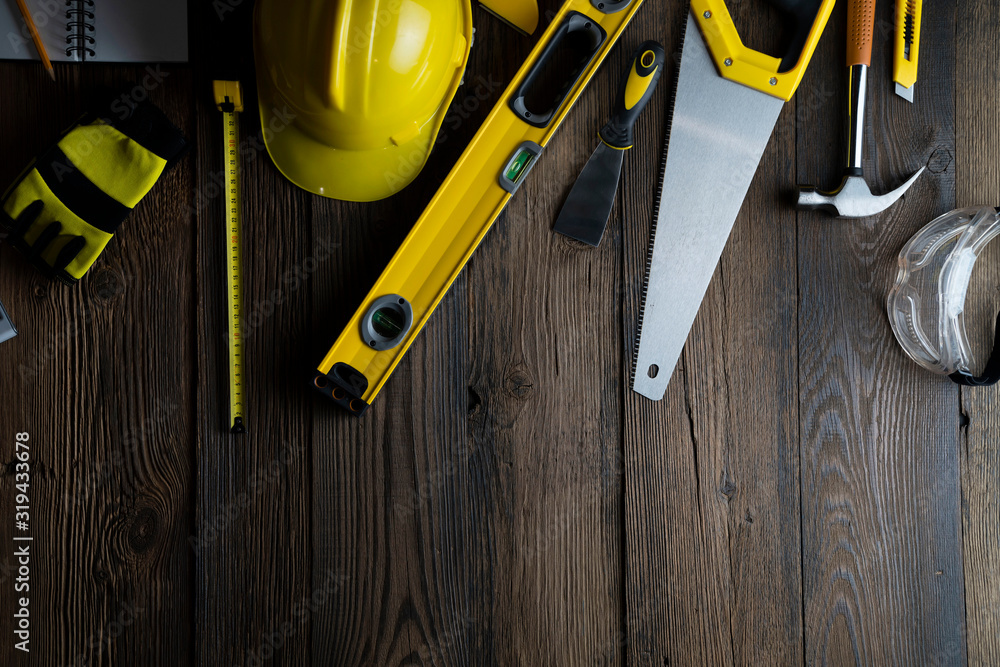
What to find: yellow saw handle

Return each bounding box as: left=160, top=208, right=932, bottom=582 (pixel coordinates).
left=690, top=0, right=836, bottom=101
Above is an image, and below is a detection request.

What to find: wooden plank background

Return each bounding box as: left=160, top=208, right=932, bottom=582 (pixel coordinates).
left=0, top=0, right=996, bottom=665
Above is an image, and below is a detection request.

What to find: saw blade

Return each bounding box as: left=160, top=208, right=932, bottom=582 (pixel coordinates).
left=632, top=12, right=785, bottom=401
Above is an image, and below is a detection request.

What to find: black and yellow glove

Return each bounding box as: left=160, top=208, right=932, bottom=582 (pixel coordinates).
left=1, top=97, right=187, bottom=284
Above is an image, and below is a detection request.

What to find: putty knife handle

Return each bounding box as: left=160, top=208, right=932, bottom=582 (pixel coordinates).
left=599, top=40, right=664, bottom=149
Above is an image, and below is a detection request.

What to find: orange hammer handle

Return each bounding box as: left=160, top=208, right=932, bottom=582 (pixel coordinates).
left=846, top=0, right=877, bottom=66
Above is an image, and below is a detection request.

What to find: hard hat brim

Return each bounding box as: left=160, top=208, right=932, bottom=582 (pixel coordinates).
left=259, top=102, right=439, bottom=202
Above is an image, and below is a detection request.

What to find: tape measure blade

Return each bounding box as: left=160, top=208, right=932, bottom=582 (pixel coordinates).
left=224, top=110, right=246, bottom=434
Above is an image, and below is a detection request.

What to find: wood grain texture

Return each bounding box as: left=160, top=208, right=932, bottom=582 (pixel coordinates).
left=0, top=67, right=196, bottom=666
left=308, top=0, right=628, bottom=661
left=305, top=12, right=517, bottom=665
left=796, top=1, right=965, bottom=664
left=192, top=54, right=316, bottom=667
left=623, top=3, right=804, bottom=666
left=0, top=1, right=996, bottom=665
left=956, top=1, right=1000, bottom=664
left=463, top=8, right=630, bottom=663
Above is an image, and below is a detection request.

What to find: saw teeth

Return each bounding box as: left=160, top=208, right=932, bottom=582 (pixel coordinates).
left=632, top=11, right=687, bottom=384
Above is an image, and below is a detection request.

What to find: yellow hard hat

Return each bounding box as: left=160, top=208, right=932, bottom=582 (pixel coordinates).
left=253, top=0, right=473, bottom=201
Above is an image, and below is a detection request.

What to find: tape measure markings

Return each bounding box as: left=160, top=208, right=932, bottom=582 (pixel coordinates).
left=214, top=81, right=247, bottom=435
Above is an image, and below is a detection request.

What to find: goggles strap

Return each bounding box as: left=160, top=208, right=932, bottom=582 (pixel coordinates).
left=950, top=312, right=1000, bottom=387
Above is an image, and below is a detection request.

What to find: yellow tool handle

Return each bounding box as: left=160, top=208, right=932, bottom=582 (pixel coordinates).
left=847, top=0, right=877, bottom=67
left=893, top=0, right=921, bottom=88
left=691, top=0, right=836, bottom=101
left=601, top=41, right=665, bottom=150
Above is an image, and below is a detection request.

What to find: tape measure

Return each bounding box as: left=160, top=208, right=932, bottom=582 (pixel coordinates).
left=214, top=81, right=247, bottom=434
left=313, top=0, right=647, bottom=416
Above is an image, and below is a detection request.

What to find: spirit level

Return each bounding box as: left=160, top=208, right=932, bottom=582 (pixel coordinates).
left=313, top=0, right=647, bottom=415
left=214, top=80, right=247, bottom=434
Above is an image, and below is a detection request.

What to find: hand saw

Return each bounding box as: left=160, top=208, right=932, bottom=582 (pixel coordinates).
left=632, top=0, right=835, bottom=401
left=315, top=0, right=647, bottom=415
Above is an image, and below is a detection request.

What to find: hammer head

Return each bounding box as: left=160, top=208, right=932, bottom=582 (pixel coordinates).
left=796, top=167, right=926, bottom=218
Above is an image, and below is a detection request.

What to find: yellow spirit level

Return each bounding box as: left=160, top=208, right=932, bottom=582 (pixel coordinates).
left=213, top=80, right=247, bottom=434
left=313, top=0, right=647, bottom=415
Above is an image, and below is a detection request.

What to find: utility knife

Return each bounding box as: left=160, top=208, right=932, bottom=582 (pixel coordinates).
left=894, top=0, right=921, bottom=102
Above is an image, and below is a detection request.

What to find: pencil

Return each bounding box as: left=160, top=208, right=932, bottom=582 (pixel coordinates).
left=14, top=0, right=55, bottom=81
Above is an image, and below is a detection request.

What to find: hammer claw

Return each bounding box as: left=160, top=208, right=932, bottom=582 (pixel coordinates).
left=796, top=167, right=925, bottom=218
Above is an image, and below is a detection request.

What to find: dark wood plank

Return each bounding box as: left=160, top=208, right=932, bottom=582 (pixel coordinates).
left=192, top=63, right=316, bottom=665
left=461, top=17, right=633, bottom=666
left=956, top=1, right=1000, bottom=663
left=796, top=1, right=966, bottom=663
left=305, top=13, right=505, bottom=665
left=623, top=4, right=804, bottom=665
left=308, top=0, right=631, bottom=662
left=0, top=65, right=197, bottom=665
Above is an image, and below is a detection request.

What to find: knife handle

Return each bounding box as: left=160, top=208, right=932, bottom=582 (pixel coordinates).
left=893, top=0, right=920, bottom=88
left=599, top=40, right=664, bottom=150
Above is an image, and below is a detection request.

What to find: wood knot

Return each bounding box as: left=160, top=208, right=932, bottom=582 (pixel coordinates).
left=467, top=386, right=483, bottom=415
left=94, top=567, right=110, bottom=585
left=926, top=147, right=953, bottom=174
left=127, top=507, right=159, bottom=554
left=556, top=234, right=595, bottom=253
left=90, top=267, right=128, bottom=301
left=505, top=369, right=534, bottom=399
left=719, top=472, right=736, bottom=500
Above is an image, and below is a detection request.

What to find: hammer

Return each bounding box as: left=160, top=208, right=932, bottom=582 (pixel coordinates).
left=796, top=0, right=924, bottom=218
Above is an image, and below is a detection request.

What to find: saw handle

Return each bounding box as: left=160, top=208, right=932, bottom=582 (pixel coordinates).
left=762, top=0, right=826, bottom=71
left=692, top=0, right=835, bottom=100
left=599, top=40, right=664, bottom=149
left=846, top=0, right=877, bottom=66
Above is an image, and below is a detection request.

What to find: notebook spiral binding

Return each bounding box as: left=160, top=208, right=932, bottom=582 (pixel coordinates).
left=65, top=0, right=95, bottom=58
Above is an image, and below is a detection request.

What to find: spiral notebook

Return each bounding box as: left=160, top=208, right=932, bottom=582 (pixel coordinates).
left=0, top=0, right=188, bottom=63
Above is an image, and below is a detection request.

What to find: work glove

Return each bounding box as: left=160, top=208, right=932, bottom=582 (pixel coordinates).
left=1, top=96, right=187, bottom=284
